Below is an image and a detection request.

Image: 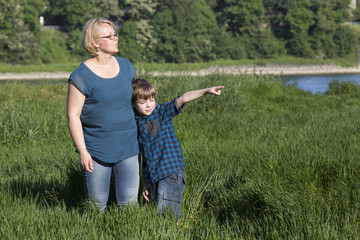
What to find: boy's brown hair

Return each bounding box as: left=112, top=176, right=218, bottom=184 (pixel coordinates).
left=131, top=78, right=156, bottom=107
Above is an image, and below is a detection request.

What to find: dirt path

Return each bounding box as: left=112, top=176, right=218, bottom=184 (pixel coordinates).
left=1, top=64, right=360, bottom=80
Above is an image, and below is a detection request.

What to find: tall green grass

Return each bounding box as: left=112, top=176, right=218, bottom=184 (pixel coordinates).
left=0, top=54, right=356, bottom=73
left=0, top=75, right=359, bottom=239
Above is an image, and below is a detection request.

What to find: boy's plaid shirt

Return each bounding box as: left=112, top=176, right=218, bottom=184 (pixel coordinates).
left=136, top=98, right=185, bottom=184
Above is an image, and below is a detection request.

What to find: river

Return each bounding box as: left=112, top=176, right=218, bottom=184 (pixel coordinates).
left=283, top=74, right=360, bottom=94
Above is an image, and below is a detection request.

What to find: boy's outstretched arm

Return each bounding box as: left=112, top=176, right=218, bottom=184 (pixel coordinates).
left=176, top=86, right=224, bottom=108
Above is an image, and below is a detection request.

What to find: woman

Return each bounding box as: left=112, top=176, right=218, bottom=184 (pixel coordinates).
left=67, top=17, right=139, bottom=213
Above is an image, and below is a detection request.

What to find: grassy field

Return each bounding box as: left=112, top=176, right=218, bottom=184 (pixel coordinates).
left=0, top=54, right=357, bottom=73
left=0, top=74, right=359, bottom=239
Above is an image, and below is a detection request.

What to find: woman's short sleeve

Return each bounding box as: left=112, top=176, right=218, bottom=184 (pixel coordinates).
left=126, top=59, right=136, bottom=80
left=69, top=71, right=88, bottom=96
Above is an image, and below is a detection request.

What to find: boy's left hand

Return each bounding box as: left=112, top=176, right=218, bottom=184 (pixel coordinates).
left=142, top=183, right=152, bottom=202
left=207, top=86, right=224, bottom=96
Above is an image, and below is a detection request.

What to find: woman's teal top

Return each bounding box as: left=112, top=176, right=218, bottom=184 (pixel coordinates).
left=69, top=57, right=138, bottom=163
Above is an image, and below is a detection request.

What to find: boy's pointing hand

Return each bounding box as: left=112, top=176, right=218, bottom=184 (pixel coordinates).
left=207, top=86, right=224, bottom=96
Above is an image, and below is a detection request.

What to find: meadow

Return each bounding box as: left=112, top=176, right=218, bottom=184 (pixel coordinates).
left=0, top=74, right=359, bottom=239
left=0, top=55, right=356, bottom=73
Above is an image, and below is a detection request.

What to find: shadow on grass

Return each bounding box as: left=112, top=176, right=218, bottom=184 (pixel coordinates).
left=6, top=160, right=85, bottom=212
left=203, top=173, right=280, bottom=225
left=6, top=160, right=139, bottom=212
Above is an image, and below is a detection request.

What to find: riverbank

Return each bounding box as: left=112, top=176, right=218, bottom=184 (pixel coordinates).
left=1, top=64, right=360, bottom=80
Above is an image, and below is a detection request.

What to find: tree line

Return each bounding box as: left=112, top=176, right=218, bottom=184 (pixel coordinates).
left=0, top=0, right=358, bottom=65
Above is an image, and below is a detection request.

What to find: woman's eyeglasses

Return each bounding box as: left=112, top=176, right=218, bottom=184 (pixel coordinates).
left=97, top=33, right=118, bottom=40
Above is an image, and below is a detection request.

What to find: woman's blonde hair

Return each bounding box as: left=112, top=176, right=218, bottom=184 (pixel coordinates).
left=81, top=17, right=116, bottom=57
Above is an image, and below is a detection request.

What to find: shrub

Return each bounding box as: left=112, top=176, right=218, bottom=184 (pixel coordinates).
left=334, top=26, right=357, bottom=57
left=325, top=79, right=359, bottom=96
left=37, top=29, right=78, bottom=64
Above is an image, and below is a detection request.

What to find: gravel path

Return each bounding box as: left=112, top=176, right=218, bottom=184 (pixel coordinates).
left=1, top=64, right=360, bottom=80
left=0, top=71, right=71, bottom=80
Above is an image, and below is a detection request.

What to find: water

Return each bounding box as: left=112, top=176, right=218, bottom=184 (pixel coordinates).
left=283, top=74, right=360, bottom=94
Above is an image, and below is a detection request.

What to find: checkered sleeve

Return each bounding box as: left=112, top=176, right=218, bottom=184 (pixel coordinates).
left=156, top=97, right=184, bottom=122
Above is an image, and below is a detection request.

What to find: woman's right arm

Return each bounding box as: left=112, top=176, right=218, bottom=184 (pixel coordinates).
left=67, top=83, right=93, bottom=172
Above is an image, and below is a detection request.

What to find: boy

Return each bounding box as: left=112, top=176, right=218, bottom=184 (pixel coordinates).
left=132, top=78, right=224, bottom=221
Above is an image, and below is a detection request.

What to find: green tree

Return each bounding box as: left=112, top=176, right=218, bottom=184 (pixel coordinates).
left=212, top=28, right=246, bottom=60
left=251, top=28, right=286, bottom=58
left=333, top=25, right=357, bottom=57
left=152, top=0, right=217, bottom=63
left=44, top=0, right=123, bottom=30
left=263, top=0, right=293, bottom=39
left=0, top=0, right=47, bottom=64
left=37, top=29, right=76, bottom=63
left=214, top=0, right=284, bottom=59
left=44, top=0, right=93, bottom=30
left=0, top=0, right=17, bottom=32
left=44, top=0, right=123, bottom=57
left=118, top=21, right=145, bottom=62
left=215, top=0, right=265, bottom=35
left=284, top=0, right=315, bottom=57
left=120, top=0, right=158, bottom=60
left=310, top=0, right=352, bottom=58
left=312, top=0, right=350, bottom=26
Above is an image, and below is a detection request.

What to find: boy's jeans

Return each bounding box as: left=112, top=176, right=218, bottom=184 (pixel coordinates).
left=152, top=170, right=186, bottom=220
left=83, top=155, right=139, bottom=213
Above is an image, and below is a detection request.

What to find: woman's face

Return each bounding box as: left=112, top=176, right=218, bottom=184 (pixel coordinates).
left=95, top=23, right=119, bottom=54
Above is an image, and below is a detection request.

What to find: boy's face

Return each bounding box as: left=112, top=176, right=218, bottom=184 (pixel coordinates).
left=135, top=97, right=156, bottom=116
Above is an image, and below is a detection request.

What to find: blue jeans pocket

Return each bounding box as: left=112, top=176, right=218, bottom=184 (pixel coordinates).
left=161, top=171, right=185, bottom=203
left=163, top=191, right=182, bottom=203
left=182, top=173, right=186, bottom=185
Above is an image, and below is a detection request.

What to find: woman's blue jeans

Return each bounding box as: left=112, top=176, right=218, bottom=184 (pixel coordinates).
left=83, top=155, right=139, bottom=213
